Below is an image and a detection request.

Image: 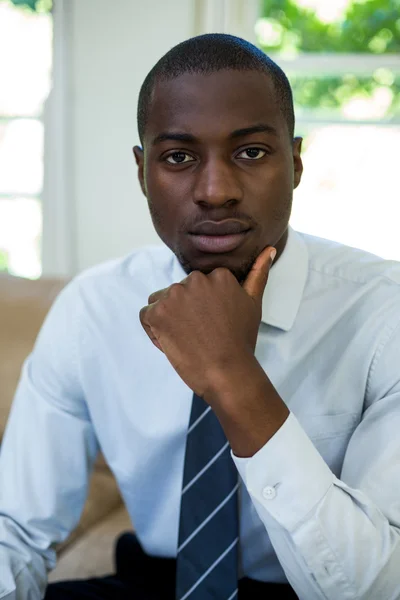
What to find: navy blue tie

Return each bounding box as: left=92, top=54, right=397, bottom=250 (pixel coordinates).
left=175, top=393, right=239, bottom=600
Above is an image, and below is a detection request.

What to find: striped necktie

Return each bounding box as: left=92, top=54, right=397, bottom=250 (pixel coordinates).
left=175, top=392, right=239, bottom=600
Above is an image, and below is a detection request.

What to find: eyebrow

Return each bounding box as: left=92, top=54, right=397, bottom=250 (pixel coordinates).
left=152, top=132, right=197, bottom=145
left=230, top=123, right=278, bottom=139
left=151, top=123, right=278, bottom=146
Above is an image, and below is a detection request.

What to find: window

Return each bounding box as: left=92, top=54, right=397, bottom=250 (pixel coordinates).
left=255, top=0, right=400, bottom=260
left=0, top=0, right=52, bottom=278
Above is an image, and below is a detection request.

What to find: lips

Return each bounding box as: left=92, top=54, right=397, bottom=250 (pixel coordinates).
left=190, top=220, right=251, bottom=236
left=188, top=220, right=252, bottom=254
left=188, top=231, right=251, bottom=253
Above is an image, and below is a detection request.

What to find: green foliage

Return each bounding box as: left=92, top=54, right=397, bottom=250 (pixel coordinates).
left=8, top=0, right=52, bottom=13
left=258, top=0, right=400, bottom=117
left=291, top=73, right=400, bottom=116
left=0, top=249, right=9, bottom=272
left=261, top=0, right=400, bottom=53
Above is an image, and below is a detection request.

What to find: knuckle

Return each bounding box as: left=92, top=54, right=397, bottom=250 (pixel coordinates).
left=155, top=299, right=167, bottom=313
left=189, top=270, right=206, bottom=284
left=139, top=306, right=148, bottom=324
left=148, top=286, right=166, bottom=304
left=211, top=267, right=231, bottom=279
left=167, top=282, right=183, bottom=297
left=141, top=301, right=159, bottom=322
left=187, top=270, right=201, bottom=281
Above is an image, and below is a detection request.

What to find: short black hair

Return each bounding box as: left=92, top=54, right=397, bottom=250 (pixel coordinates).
left=137, top=33, right=295, bottom=144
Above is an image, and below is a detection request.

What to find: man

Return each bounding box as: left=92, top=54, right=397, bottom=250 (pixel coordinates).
left=0, top=32, right=400, bottom=600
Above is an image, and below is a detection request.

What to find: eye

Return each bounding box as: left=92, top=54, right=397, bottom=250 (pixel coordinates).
left=165, top=152, right=195, bottom=164
left=236, top=148, right=267, bottom=160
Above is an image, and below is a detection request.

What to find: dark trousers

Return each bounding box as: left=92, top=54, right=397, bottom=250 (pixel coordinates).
left=45, top=532, right=298, bottom=599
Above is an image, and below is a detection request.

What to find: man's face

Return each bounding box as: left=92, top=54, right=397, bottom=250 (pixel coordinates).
left=134, top=69, right=303, bottom=283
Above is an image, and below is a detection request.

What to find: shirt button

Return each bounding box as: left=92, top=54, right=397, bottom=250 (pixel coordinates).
left=262, top=485, right=277, bottom=500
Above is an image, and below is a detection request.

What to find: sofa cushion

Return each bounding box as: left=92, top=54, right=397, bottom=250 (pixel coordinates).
left=0, top=274, right=125, bottom=560
left=0, top=274, right=66, bottom=438
left=48, top=505, right=132, bottom=581
left=56, top=457, right=124, bottom=556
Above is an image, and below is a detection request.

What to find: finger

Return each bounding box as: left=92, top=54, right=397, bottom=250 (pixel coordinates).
left=242, top=246, right=277, bottom=305
left=148, top=287, right=169, bottom=305
left=139, top=306, right=164, bottom=352
left=148, top=278, right=192, bottom=304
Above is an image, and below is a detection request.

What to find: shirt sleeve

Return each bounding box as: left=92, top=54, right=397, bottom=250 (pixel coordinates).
left=0, top=280, right=99, bottom=600
left=232, top=320, right=400, bottom=600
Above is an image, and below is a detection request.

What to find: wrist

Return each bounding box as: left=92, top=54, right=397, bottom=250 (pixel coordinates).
left=203, top=354, right=289, bottom=458
left=203, top=351, right=260, bottom=403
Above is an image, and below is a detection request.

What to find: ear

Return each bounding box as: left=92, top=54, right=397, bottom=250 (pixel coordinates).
left=292, top=136, right=303, bottom=189
left=133, top=145, right=147, bottom=197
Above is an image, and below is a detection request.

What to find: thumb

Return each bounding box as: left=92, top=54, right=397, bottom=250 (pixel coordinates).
left=242, top=246, right=277, bottom=305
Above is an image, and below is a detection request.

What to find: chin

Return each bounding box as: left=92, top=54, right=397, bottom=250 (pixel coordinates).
left=175, top=248, right=258, bottom=285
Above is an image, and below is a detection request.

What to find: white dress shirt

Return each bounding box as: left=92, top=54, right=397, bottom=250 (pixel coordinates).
left=1, top=227, right=400, bottom=600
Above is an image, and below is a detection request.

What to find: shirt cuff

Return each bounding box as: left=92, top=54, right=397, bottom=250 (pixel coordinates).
left=231, top=412, right=334, bottom=531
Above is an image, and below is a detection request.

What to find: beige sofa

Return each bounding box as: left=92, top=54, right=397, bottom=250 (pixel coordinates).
left=0, top=273, right=131, bottom=582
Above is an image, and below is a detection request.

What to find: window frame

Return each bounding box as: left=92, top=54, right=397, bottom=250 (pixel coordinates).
left=41, top=0, right=76, bottom=277
left=268, top=53, right=400, bottom=131
left=0, top=2, right=51, bottom=278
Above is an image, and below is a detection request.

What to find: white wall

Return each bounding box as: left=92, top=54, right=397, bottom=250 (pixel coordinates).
left=42, top=0, right=260, bottom=276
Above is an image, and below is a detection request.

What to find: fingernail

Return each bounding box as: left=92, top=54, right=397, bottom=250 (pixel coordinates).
left=270, top=248, right=277, bottom=263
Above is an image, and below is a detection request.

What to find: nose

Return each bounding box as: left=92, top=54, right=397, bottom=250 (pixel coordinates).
left=192, top=156, right=243, bottom=208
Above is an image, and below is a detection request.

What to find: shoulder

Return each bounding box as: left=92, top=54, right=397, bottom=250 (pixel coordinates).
left=75, top=244, right=174, bottom=287
left=299, top=230, right=400, bottom=289
left=297, top=230, right=400, bottom=335
left=58, top=243, right=176, bottom=312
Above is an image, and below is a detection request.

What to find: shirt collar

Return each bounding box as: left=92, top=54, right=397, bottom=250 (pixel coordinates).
left=170, top=226, right=308, bottom=333
left=261, top=227, right=308, bottom=331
